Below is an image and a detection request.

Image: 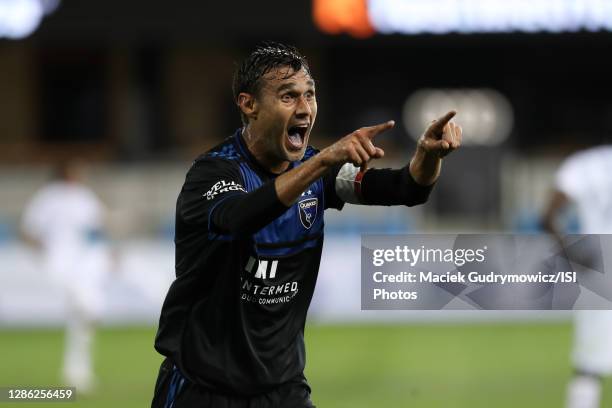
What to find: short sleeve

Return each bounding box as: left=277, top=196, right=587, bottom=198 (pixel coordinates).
left=178, top=158, right=247, bottom=227
left=556, top=154, right=587, bottom=202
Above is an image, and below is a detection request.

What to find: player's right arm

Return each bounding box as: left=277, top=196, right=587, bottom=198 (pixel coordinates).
left=178, top=158, right=285, bottom=237
left=180, top=122, right=396, bottom=237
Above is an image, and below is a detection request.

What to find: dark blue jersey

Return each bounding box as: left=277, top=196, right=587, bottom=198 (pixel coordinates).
left=154, top=129, right=344, bottom=396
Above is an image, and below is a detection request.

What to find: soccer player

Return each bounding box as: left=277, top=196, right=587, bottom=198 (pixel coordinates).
left=151, top=42, right=462, bottom=407
left=21, top=159, right=111, bottom=394
left=542, top=145, right=612, bottom=408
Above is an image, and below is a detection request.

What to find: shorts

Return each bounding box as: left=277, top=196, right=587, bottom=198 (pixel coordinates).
left=151, top=358, right=316, bottom=408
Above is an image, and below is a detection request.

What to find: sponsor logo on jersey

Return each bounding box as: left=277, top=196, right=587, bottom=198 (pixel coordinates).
left=204, top=180, right=246, bottom=200
left=241, top=256, right=299, bottom=305
left=244, top=256, right=279, bottom=279
left=298, top=197, right=318, bottom=229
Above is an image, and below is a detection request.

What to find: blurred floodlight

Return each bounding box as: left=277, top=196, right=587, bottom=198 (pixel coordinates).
left=0, top=0, right=59, bottom=39
left=312, top=0, right=375, bottom=38
left=403, top=88, right=514, bottom=146
left=365, top=0, right=612, bottom=35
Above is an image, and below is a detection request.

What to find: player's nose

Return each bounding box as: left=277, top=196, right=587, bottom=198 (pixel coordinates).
left=295, top=95, right=311, bottom=118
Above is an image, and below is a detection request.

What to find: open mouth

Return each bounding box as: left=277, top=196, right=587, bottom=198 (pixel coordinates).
left=286, top=124, right=308, bottom=150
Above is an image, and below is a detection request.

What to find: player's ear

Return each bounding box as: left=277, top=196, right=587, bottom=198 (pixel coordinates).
left=237, top=92, right=258, bottom=121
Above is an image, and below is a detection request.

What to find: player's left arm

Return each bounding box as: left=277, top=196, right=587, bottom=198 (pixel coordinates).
left=331, top=111, right=462, bottom=207
left=542, top=190, right=571, bottom=238
left=541, top=153, right=584, bottom=240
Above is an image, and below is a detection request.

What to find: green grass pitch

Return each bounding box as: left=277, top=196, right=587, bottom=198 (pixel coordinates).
left=0, top=322, right=610, bottom=407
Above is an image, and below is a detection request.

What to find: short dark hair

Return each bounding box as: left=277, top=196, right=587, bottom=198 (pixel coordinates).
left=233, top=42, right=312, bottom=125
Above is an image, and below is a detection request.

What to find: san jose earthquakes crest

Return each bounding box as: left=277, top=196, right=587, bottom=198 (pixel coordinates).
left=298, top=197, right=318, bottom=229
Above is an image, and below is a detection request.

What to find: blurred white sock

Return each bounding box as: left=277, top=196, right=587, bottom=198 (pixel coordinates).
left=566, top=375, right=601, bottom=408
left=62, top=318, right=96, bottom=394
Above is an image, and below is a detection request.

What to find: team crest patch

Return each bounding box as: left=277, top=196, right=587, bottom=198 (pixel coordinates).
left=298, top=198, right=318, bottom=229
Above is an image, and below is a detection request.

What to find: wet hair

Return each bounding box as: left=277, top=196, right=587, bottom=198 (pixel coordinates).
left=232, top=42, right=312, bottom=125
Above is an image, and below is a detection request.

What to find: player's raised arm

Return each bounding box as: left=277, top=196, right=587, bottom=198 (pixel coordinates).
left=320, top=110, right=462, bottom=208
left=210, top=112, right=460, bottom=236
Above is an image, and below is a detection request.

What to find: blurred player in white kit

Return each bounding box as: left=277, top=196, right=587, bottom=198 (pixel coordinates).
left=543, top=145, right=612, bottom=408
left=21, top=159, right=112, bottom=393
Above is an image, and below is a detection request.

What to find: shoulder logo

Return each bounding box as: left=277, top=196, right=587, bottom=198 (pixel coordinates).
left=204, top=180, right=246, bottom=200
left=298, top=197, right=318, bottom=229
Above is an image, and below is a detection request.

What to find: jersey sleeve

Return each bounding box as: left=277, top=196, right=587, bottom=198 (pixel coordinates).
left=323, top=163, right=346, bottom=210
left=331, top=163, right=433, bottom=207
left=177, top=158, right=247, bottom=229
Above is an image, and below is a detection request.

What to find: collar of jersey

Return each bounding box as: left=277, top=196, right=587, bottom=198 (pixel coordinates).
left=233, top=128, right=298, bottom=178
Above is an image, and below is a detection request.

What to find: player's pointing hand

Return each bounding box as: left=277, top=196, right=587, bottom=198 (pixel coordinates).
left=320, top=120, right=395, bottom=171
left=417, top=111, right=462, bottom=158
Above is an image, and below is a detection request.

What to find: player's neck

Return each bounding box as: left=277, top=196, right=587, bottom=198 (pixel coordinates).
left=242, top=126, right=290, bottom=175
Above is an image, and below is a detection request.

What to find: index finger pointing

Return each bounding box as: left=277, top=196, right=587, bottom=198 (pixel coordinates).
left=430, top=111, right=456, bottom=131
left=362, top=120, right=395, bottom=139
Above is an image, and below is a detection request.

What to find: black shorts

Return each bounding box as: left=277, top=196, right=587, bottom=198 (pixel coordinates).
left=151, top=358, right=316, bottom=408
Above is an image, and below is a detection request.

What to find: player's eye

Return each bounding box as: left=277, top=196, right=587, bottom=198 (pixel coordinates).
left=305, top=91, right=315, bottom=100
left=281, top=93, right=295, bottom=102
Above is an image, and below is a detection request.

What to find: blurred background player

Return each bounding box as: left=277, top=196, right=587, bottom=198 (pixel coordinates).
left=21, top=159, right=112, bottom=394
left=542, top=145, right=612, bottom=408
